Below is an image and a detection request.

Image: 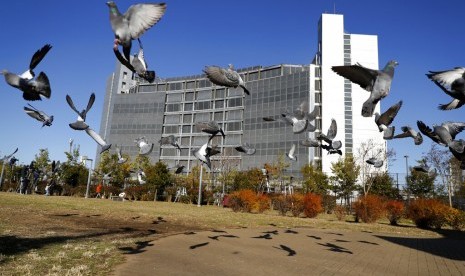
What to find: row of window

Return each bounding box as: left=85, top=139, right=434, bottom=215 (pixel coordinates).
left=165, top=98, right=243, bottom=113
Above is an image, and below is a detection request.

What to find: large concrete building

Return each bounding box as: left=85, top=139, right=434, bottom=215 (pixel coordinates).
left=98, top=13, right=385, bottom=178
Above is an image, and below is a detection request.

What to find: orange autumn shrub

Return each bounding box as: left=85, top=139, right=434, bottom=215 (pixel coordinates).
left=407, top=198, right=451, bottom=229
left=288, top=194, right=305, bottom=217
left=303, top=193, right=323, bottom=218
left=254, top=194, right=271, bottom=213
left=229, top=189, right=256, bottom=212
left=385, top=200, right=404, bottom=225
left=353, top=195, right=385, bottom=223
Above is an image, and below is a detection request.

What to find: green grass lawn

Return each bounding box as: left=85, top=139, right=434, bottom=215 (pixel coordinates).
left=0, top=192, right=441, bottom=275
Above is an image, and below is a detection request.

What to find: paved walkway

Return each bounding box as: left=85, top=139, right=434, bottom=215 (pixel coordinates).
left=114, top=227, right=465, bottom=275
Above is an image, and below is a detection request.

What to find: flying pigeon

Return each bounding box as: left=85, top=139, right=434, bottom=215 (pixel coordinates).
left=332, top=60, right=399, bottom=117
left=281, top=111, right=309, bottom=134
left=195, top=121, right=225, bottom=140
left=192, top=141, right=214, bottom=169
left=413, top=161, right=429, bottom=173
left=374, top=100, right=402, bottom=139
left=174, top=164, right=185, bottom=174
left=23, top=104, right=54, bottom=127
left=113, top=38, right=155, bottom=83
left=234, top=143, right=256, bottom=155
left=66, top=93, right=95, bottom=130
left=20, top=44, right=52, bottom=80
left=134, top=136, right=154, bottom=155
left=366, top=157, right=383, bottom=168
left=203, top=64, right=250, bottom=95
left=417, top=121, right=465, bottom=153
left=392, top=126, right=423, bottom=145
left=137, top=169, right=146, bottom=185
left=449, top=139, right=465, bottom=169
left=85, top=127, right=112, bottom=154
left=115, top=145, right=127, bottom=164
left=159, top=135, right=181, bottom=150
left=321, top=143, right=342, bottom=155
left=107, top=1, right=167, bottom=62
left=318, top=118, right=342, bottom=150
left=426, top=67, right=465, bottom=110
left=1, top=70, right=51, bottom=101
left=286, top=144, right=297, bottom=161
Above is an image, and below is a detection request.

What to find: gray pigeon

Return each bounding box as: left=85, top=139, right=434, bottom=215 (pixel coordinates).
left=281, top=111, right=309, bottom=134
left=107, top=1, right=167, bottom=62
left=23, top=104, right=54, bottom=127
left=417, top=121, right=465, bottom=153
left=286, top=144, right=297, bottom=161
left=134, top=136, right=154, bottom=155
left=321, top=143, right=342, bottom=155
left=332, top=60, right=398, bottom=117
left=366, top=157, right=383, bottom=168
left=426, top=67, right=465, bottom=110
left=234, top=143, right=256, bottom=155
left=203, top=64, right=250, bottom=95
left=449, top=139, right=465, bottom=169
left=2, top=148, right=18, bottom=161
left=115, top=145, right=127, bottom=164
left=318, top=118, right=342, bottom=150
left=85, top=127, right=111, bottom=154
left=374, top=100, right=402, bottom=139
left=392, top=126, right=423, bottom=145
left=413, top=161, right=429, bottom=173
left=159, top=135, right=181, bottom=150
left=1, top=70, right=51, bottom=101
left=66, top=93, right=95, bottom=130
left=174, top=164, right=185, bottom=174
left=195, top=121, right=225, bottom=140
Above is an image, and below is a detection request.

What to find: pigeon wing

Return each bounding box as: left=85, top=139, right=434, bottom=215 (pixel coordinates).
left=66, top=95, right=80, bottom=115
left=85, top=93, right=96, bottom=115
left=289, top=144, right=296, bottom=156
left=417, top=121, right=441, bottom=144
left=24, top=105, right=45, bottom=122
left=392, top=126, right=412, bottom=138
left=444, top=122, right=465, bottom=139
left=377, top=100, right=403, bottom=127
left=125, top=3, right=167, bottom=39
left=29, top=44, right=52, bottom=71
left=204, top=66, right=239, bottom=87
left=327, top=119, right=337, bottom=140
left=5, top=148, right=18, bottom=160
left=331, top=64, right=378, bottom=91
left=427, top=67, right=465, bottom=87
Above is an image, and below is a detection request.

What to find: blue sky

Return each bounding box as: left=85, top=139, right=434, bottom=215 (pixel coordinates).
left=0, top=0, right=464, bottom=175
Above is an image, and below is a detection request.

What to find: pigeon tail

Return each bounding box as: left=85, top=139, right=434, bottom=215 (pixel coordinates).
left=362, top=100, right=376, bottom=117
left=292, top=119, right=308, bottom=134
left=414, top=134, right=423, bottom=145
left=143, top=70, right=156, bottom=83
left=383, top=126, right=395, bottom=140
left=100, top=144, right=112, bottom=154
left=35, top=72, right=51, bottom=99
left=139, top=143, right=154, bottom=155
left=69, top=121, right=89, bottom=130
left=438, top=99, right=465, bottom=111
left=449, top=140, right=465, bottom=154
left=240, top=85, right=250, bottom=95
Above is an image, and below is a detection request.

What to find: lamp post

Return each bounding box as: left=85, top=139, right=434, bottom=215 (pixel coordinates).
left=404, top=155, right=409, bottom=179
left=83, top=157, right=93, bottom=199
left=0, top=158, right=6, bottom=189
left=404, top=155, right=409, bottom=201
left=197, top=164, right=203, bottom=207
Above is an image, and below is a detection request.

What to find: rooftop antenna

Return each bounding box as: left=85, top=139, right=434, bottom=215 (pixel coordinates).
left=333, top=2, right=336, bottom=14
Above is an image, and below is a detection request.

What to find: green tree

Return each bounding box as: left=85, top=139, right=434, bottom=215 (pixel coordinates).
left=96, top=151, right=131, bottom=188
left=145, top=161, right=173, bottom=196
left=301, top=162, right=329, bottom=194
left=425, top=144, right=453, bottom=206
left=60, top=162, right=88, bottom=187
left=330, top=154, right=360, bottom=206
left=33, top=149, right=50, bottom=171
left=406, top=169, right=436, bottom=198
left=365, top=172, right=399, bottom=199
left=231, top=168, right=265, bottom=192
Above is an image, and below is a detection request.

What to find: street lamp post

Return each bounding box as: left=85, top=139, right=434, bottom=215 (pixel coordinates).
left=404, top=155, right=409, bottom=179
left=84, top=157, right=93, bottom=199
left=197, top=164, right=203, bottom=207
left=404, top=155, right=409, bottom=201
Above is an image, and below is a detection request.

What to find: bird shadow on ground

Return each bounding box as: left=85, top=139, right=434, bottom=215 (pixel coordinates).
left=119, top=240, right=154, bottom=255
left=52, top=213, right=79, bottom=217
left=252, top=233, right=273, bottom=240
left=273, top=244, right=296, bottom=256
left=375, top=230, right=465, bottom=261
left=358, top=240, right=378, bottom=245
left=208, top=234, right=239, bottom=241
left=307, top=235, right=321, bottom=240
left=335, top=239, right=350, bottom=243
left=189, top=242, right=209, bottom=249
left=317, top=242, right=353, bottom=254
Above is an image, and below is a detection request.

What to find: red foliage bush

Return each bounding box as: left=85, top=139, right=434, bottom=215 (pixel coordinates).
left=303, top=193, right=323, bottom=218
left=288, top=194, right=305, bottom=217
left=353, top=195, right=385, bottom=223
left=385, top=200, right=404, bottom=225
left=407, top=198, right=451, bottom=229
left=228, top=189, right=257, bottom=212
left=254, top=194, right=271, bottom=213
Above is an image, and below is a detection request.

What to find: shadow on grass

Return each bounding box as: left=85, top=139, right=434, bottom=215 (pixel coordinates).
left=317, top=242, right=353, bottom=254
left=119, top=240, right=154, bottom=254
left=375, top=229, right=465, bottom=261
left=0, top=227, right=149, bottom=264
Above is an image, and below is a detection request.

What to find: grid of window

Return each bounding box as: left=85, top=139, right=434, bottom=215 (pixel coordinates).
left=228, top=98, right=242, bottom=108
left=344, top=34, right=353, bottom=153
left=166, top=103, right=180, bottom=112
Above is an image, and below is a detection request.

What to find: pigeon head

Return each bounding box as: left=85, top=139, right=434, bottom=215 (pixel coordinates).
left=106, top=1, right=116, bottom=7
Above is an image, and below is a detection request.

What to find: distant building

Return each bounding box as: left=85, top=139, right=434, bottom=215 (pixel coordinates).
left=97, top=13, right=385, bottom=179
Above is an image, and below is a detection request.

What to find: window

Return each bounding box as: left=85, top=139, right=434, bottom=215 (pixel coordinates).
left=123, top=72, right=127, bottom=79
left=195, top=101, right=211, bottom=110
left=228, top=98, right=242, bottom=108
left=196, top=90, right=211, bottom=100
left=183, top=114, right=192, bottom=123
left=164, top=115, right=180, bottom=124
left=182, top=125, right=191, bottom=133
left=227, top=122, right=241, bottom=131
left=215, top=89, right=225, bottom=98
left=184, top=103, right=193, bottom=111
left=215, top=100, right=224, bottom=108
left=166, top=103, right=180, bottom=112
left=122, top=82, right=126, bottom=89
left=163, top=125, right=179, bottom=134
left=186, top=81, right=195, bottom=89
left=166, top=93, right=182, bottom=103
left=185, top=92, right=194, bottom=101
left=315, top=80, right=321, bottom=90
left=214, top=112, right=223, bottom=121
left=226, top=110, right=242, bottom=120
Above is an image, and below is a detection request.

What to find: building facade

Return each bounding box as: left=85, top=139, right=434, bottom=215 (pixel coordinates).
left=98, top=13, right=385, bottom=178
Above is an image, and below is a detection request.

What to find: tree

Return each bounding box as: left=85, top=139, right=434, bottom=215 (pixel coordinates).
left=406, top=169, right=436, bottom=198
left=230, top=168, right=265, bottom=192
left=96, top=151, right=131, bottom=188
left=424, top=144, right=453, bottom=206
left=330, top=154, right=360, bottom=207
left=301, top=161, right=329, bottom=194
left=365, top=172, right=399, bottom=199
left=33, top=148, right=50, bottom=171
left=265, top=154, right=290, bottom=192
left=145, top=161, right=173, bottom=196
